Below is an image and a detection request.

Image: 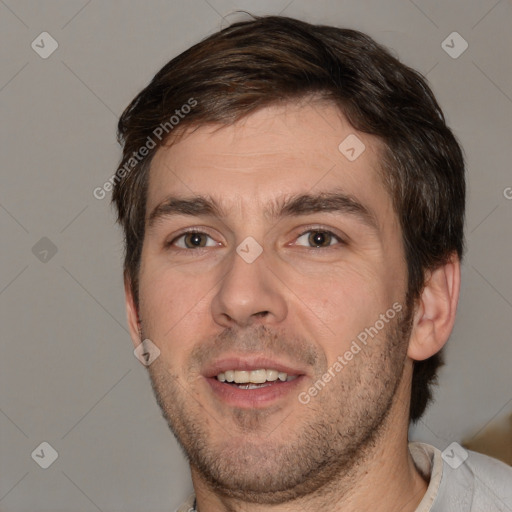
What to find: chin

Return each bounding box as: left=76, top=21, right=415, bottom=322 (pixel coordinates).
left=189, top=439, right=333, bottom=503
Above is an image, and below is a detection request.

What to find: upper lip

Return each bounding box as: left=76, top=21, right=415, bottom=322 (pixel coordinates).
left=202, top=355, right=309, bottom=378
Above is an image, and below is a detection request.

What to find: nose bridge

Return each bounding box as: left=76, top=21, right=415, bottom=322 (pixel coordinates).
left=210, top=239, right=287, bottom=327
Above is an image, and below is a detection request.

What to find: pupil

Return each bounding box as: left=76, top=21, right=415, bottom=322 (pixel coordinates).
left=187, top=233, right=204, bottom=247
left=310, top=231, right=328, bottom=247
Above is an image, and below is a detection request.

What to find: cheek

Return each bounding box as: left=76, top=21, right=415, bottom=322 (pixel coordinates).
left=300, top=260, right=384, bottom=318
left=138, top=265, right=209, bottom=349
left=292, top=262, right=396, bottom=356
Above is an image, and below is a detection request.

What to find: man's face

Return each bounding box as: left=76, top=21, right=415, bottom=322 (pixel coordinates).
left=131, top=100, right=413, bottom=502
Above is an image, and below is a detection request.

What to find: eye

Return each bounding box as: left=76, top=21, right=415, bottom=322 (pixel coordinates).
left=295, top=229, right=344, bottom=248
left=168, top=230, right=219, bottom=249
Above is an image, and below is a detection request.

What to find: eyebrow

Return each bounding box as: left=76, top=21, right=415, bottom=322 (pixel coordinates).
left=147, top=189, right=379, bottom=232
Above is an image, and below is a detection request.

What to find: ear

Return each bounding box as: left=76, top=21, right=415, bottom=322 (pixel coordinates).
left=407, top=254, right=461, bottom=361
left=124, top=272, right=142, bottom=350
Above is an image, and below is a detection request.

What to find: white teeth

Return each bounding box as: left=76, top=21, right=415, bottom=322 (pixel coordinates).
left=234, top=370, right=249, bottom=383
left=266, top=369, right=279, bottom=381
left=215, top=368, right=298, bottom=384
left=248, top=369, right=267, bottom=384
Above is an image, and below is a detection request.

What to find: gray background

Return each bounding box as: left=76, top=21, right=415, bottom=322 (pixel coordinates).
left=1, top=0, right=511, bottom=511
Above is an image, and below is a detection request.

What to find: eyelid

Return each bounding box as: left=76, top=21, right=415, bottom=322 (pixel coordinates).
left=165, top=227, right=220, bottom=248
left=293, top=225, right=347, bottom=247
left=164, top=225, right=347, bottom=250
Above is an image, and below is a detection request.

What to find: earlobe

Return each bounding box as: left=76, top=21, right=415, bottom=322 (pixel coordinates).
left=407, top=255, right=461, bottom=361
left=124, top=274, right=142, bottom=350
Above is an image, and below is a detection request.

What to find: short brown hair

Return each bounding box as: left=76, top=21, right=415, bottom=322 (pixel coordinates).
left=112, top=15, right=465, bottom=423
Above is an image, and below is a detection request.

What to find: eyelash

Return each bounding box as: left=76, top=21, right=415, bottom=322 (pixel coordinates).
left=166, top=229, right=218, bottom=250
left=295, top=228, right=345, bottom=249
left=166, top=227, right=346, bottom=251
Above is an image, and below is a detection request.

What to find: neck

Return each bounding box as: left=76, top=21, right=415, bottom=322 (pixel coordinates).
left=191, top=364, right=428, bottom=512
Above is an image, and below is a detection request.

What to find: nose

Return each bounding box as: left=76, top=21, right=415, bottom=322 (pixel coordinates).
left=210, top=244, right=288, bottom=329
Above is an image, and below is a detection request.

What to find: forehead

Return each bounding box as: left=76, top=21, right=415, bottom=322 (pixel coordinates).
left=146, top=101, right=393, bottom=223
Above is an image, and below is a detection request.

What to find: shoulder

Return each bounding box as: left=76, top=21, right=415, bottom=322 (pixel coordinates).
left=437, top=445, right=512, bottom=511
left=463, top=449, right=512, bottom=508
left=410, top=442, right=512, bottom=511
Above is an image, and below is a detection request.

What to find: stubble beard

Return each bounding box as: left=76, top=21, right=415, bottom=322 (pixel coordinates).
left=145, top=304, right=413, bottom=505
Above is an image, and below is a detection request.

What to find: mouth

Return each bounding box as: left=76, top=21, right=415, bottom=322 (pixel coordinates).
left=217, top=368, right=298, bottom=388
left=202, top=356, right=307, bottom=408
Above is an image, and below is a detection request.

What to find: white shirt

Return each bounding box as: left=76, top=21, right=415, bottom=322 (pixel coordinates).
left=176, top=442, right=512, bottom=511
left=410, top=442, right=512, bottom=511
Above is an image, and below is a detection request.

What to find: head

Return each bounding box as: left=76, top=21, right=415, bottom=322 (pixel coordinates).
left=112, top=15, right=464, bottom=502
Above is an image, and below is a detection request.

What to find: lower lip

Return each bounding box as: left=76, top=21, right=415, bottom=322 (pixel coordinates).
left=205, top=376, right=305, bottom=409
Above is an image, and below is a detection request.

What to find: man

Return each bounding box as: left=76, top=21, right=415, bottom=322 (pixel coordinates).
left=112, top=15, right=512, bottom=512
